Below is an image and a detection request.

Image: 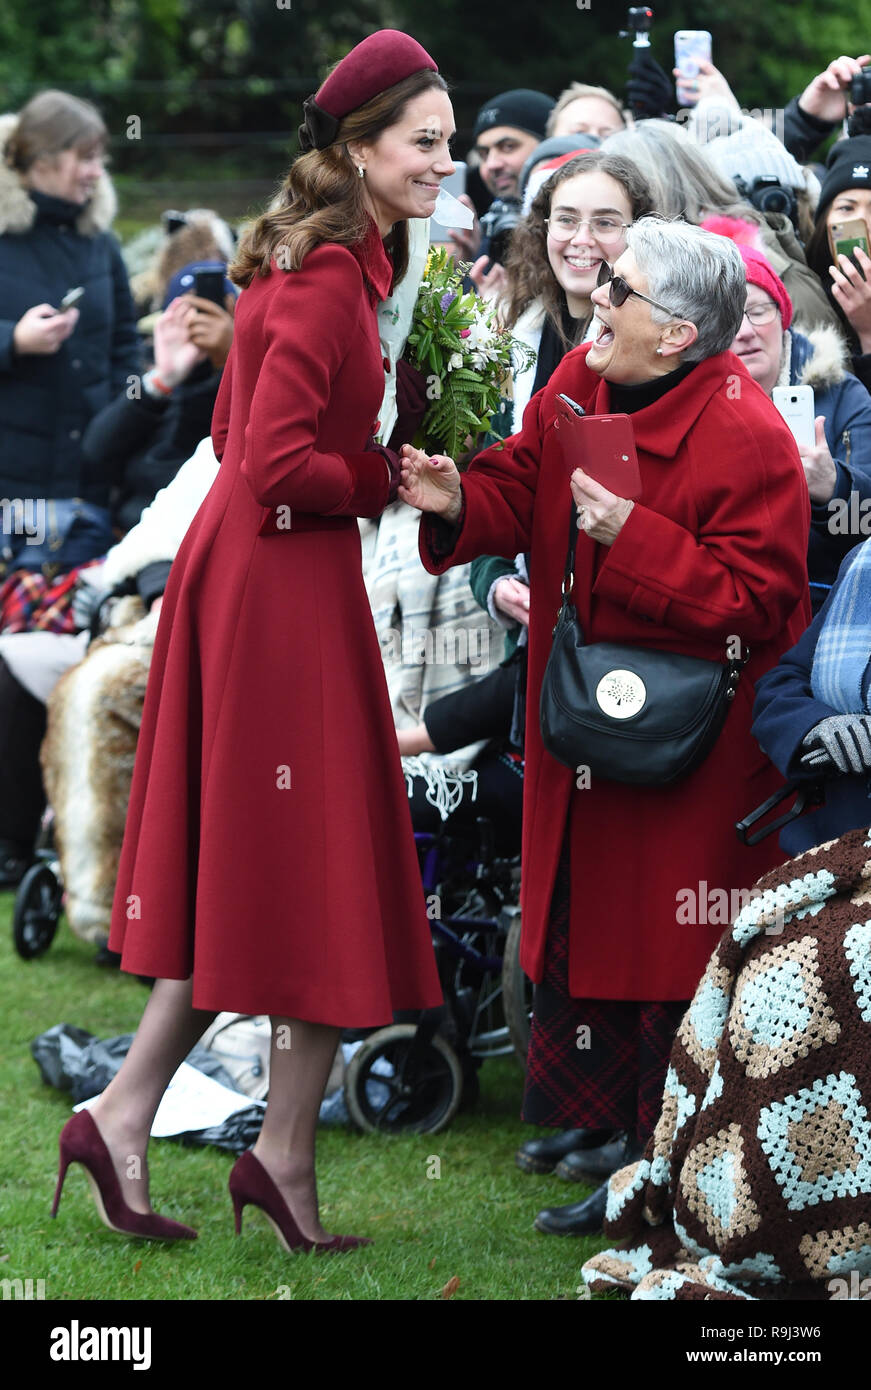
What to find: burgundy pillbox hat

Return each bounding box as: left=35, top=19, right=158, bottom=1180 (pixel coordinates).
left=737, top=244, right=793, bottom=330
left=298, top=29, right=438, bottom=152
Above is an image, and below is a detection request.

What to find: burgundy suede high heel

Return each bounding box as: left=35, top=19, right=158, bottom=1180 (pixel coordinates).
left=229, top=1150, right=372, bottom=1254
left=51, top=1109, right=197, bottom=1240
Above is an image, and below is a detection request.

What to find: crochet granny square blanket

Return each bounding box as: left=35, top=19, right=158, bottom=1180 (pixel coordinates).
left=582, top=826, right=871, bottom=1300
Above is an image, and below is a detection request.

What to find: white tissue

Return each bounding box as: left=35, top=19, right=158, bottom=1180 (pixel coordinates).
left=432, top=186, right=474, bottom=229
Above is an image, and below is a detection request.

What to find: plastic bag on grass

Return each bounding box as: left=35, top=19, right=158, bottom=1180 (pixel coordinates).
left=31, top=1023, right=264, bottom=1154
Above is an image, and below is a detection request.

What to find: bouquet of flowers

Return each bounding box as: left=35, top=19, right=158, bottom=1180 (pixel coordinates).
left=405, top=246, right=536, bottom=463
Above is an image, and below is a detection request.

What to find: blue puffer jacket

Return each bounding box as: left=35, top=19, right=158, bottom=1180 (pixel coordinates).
left=0, top=114, right=141, bottom=512
left=786, top=325, right=871, bottom=608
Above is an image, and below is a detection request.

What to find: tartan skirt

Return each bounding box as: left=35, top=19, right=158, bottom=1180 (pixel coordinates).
left=521, top=815, right=688, bottom=1143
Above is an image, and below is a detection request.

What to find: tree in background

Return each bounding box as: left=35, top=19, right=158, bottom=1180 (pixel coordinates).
left=0, top=0, right=865, bottom=176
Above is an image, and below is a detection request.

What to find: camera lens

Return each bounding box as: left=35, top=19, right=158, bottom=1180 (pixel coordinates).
left=758, top=187, right=791, bottom=216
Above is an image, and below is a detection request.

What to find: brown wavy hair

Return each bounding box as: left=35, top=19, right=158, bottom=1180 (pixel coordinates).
left=501, top=152, right=656, bottom=349
left=231, top=69, right=448, bottom=291
left=4, top=89, right=107, bottom=172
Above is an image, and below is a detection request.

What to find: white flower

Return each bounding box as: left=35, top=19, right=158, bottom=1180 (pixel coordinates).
left=463, top=317, right=496, bottom=354
left=471, top=343, right=500, bottom=370
left=447, top=351, right=464, bottom=372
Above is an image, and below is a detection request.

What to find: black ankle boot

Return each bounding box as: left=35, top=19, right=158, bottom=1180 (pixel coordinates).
left=515, top=1128, right=617, bottom=1174
left=556, top=1132, right=645, bottom=1182
left=534, top=1180, right=609, bottom=1235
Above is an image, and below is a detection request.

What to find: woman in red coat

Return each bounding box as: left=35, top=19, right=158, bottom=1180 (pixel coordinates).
left=50, top=31, right=452, bottom=1252
left=401, top=218, right=812, bottom=1235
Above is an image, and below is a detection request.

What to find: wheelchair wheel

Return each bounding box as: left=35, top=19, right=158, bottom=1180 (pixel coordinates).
left=13, top=862, right=62, bottom=959
left=501, top=906, right=533, bottom=1064
left=344, top=1024, right=463, bottom=1134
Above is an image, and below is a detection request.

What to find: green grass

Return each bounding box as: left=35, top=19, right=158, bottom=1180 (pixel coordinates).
left=0, top=893, right=614, bottom=1301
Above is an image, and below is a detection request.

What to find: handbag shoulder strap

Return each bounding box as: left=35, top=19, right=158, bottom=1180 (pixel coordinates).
left=557, top=496, right=749, bottom=684
left=561, top=498, right=577, bottom=598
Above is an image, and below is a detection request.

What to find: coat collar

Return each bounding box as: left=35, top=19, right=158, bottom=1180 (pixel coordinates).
left=349, top=214, right=394, bottom=304
left=581, top=345, right=754, bottom=458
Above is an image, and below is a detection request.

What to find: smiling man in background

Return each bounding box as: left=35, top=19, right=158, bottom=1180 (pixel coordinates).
left=450, top=87, right=554, bottom=263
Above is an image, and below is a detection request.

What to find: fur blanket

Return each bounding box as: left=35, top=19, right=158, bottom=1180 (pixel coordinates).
left=582, top=826, right=871, bottom=1300
left=40, top=598, right=155, bottom=944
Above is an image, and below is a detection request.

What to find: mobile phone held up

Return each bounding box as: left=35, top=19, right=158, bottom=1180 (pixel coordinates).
left=554, top=395, right=643, bottom=498
left=674, top=29, right=712, bottom=107
left=831, top=218, right=870, bottom=280
left=56, top=286, right=84, bottom=312
left=772, top=386, right=815, bottom=448
left=192, top=268, right=226, bottom=307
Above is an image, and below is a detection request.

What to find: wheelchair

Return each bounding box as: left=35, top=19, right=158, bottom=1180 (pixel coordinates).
left=12, top=808, right=64, bottom=959
left=342, top=813, right=532, bottom=1135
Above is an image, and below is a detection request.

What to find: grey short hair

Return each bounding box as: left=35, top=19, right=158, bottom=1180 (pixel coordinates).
left=624, top=217, right=746, bottom=363
left=602, top=119, right=760, bottom=226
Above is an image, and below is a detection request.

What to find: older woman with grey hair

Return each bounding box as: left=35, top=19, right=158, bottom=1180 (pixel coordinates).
left=602, top=119, right=837, bottom=331
left=400, top=217, right=812, bottom=1237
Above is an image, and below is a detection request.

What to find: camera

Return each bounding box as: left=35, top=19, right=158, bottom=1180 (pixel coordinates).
left=734, top=175, right=798, bottom=232
left=847, top=104, right=871, bottom=138
left=851, top=71, right=871, bottom=107
left=479, top=197, right=522, bottom=266
left=620, top=6, right=654, bottom=39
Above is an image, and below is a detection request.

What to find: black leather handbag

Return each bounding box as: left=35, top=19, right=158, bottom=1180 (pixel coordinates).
left=539, top=500, right=745, bottom=785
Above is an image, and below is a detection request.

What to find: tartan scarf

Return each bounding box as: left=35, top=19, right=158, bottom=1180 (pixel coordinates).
left=0, top=560, right=101, bottom=635
left=810, top=540, right=871, bottom=713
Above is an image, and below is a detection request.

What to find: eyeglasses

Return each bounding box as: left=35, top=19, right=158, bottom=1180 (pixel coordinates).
left=741, top=300, right=780, bottom=326
left=545, top=214, right=630, bottom=244
left=595, top=261, right=679, bottom=317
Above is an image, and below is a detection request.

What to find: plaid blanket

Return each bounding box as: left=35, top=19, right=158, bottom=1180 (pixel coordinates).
left=0, top=561, right=102, bottom=635
left=582, top=826, right=871, bottom=1300
left=811, top=539, right=871, bottom=713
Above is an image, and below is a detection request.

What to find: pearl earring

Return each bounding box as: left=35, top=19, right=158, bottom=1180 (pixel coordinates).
left=656, top=347, right=663, bottom=355
left=357, top=165, right=365, bottom=178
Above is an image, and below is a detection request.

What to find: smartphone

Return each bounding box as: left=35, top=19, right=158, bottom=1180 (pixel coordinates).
left=57, top=286, right=84, bottom=312
left=428, top=161, right=468, bottom=241
left=192, top=268, right=226, bottom=307
left=554, top=397, right=643, bottom=497
left=831, top=217, right=869, bottom=278
left=772, top=385, right=815, bottom=448
left=674, top=30, right=713, bottom=107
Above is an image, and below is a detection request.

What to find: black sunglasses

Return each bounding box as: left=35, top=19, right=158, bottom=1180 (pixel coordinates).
left=596, top=261, right=679, bottom=318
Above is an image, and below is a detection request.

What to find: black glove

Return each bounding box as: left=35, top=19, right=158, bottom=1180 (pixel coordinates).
left=800, top=714, right=871, bottom=773
left=626, top=50, right=674, bottom=121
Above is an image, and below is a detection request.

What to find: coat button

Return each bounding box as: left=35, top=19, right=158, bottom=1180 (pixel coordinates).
left=71, top=359, right=81, bottom=369
left=69, top=428, right=81, bottom=440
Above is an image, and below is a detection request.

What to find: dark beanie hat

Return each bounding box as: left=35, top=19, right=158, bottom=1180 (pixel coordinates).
left=816, top=136, right=871, bottom=220
left=473, top=89, right=555, bottom=141
left=298, top=30, right=438, bottom=152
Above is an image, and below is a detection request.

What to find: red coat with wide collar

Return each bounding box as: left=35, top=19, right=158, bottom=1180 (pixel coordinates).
left=108, top=218, right=443, bottom=1025
left=421, top=344, right=812, bottom=1000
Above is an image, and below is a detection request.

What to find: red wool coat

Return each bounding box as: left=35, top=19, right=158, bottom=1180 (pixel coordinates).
left=420, top=344, right=812, bottom=1001
left=108, top=219, right=442, bottom=1026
